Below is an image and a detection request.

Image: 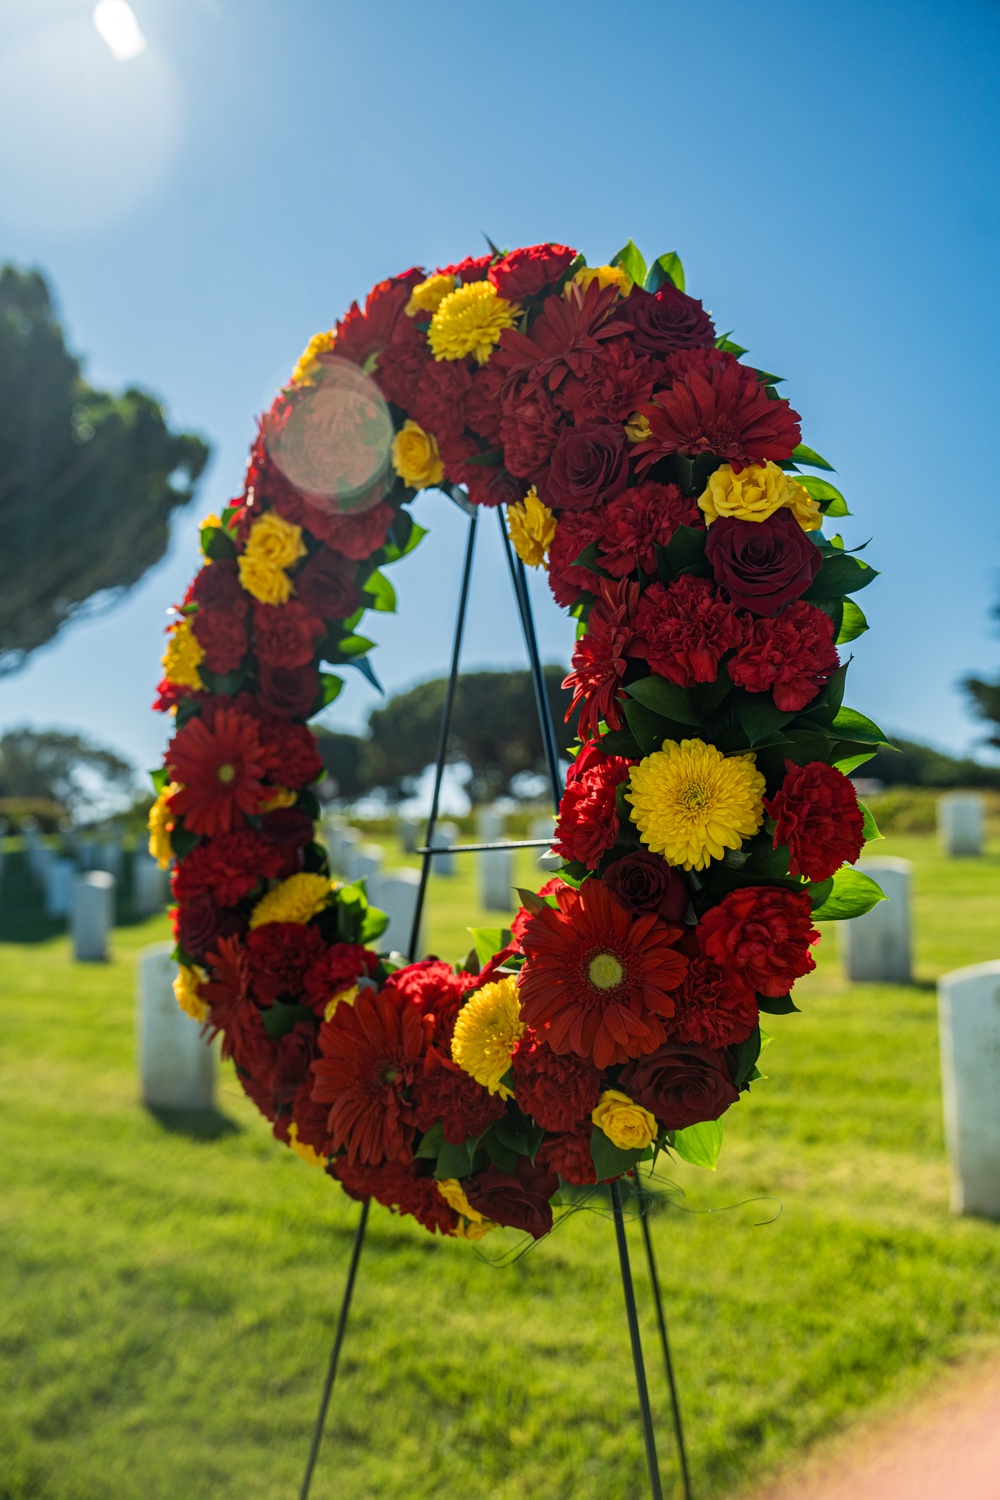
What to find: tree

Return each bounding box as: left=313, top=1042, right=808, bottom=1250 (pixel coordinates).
left=865, top=734, right=1000, bottom=789
left=0, top=265, right=210, bottom=674
left=0, top=727, right=138, bottom=822
left=314, top=728, right=368, bottom=802
left=964, top=675, right=1000, bottom=754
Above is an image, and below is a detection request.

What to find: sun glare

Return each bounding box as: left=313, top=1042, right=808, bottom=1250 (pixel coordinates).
left=92, top=1, right=147, bottom=62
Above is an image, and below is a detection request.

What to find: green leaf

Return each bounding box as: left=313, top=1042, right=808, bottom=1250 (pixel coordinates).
left=198, top=667, right=245, bottom=696
left=790, top=443, right=835, bottom=471
left=837, top=599, right=869, bottom=645
left=738, top=694, right=795, bottom=747
left=811, top=865, right=885, bottom=921
left=361, top=903, right=390, bottom=944
left=361, top=567, right=396, bottom=613
left=807, top=877, right=834, bottom=910
left=795, top=474, right=850, bottom=515
left=829, top=706, right=892, bottom=746
left=261, top=1003, right=315, bottom=1040
left=483, top=1130, right=520, bottom=1174
left=572, top=540, right=612, bottom=577
left=671, top=1119, right=723, bottom=1170
left=625, top=676, right=701, bottom=727
left=201, top=524, right=236, bottom=561
left=611, top=239, right=647, bottom=288
left=318, top=672, right=343, bottom=709
left=434, top=1138, right=475, bottom=1180
left=149, top=765, right=169, bottom=794
left=170, top=825, right=200, bottom=860
left=590, top=1127, right=647, bottom=1181
left=715, top=334, right=748, bottom=357
left=804, top=553, right=879, bottom=599
left=833, top=750, right=877, bottom=776
left=727, top=1027, right=762, bottom=1088
left=467, top=927, right=507, bottom=968
left=415, top=1121, right=444, bottom=1160
left=757, top=993, right=800, bottom=1015
left=859, top=801, right=883, bottom=844
left=643, top=250, right=684, bottom=293
left=623, top=698, right=675, bottom=756
left=463, top=447, right=503, bottom=468
left=598, top=727, right=643, bottom=758
left=335, top=633, right=376, bottom=659
left=656, top=524, right=707, bottom=583
left=382, top=512, right=427, bottom=563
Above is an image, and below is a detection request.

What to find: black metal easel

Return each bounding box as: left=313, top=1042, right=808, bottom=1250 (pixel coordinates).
left=299, top=492, right=693, bottom=1500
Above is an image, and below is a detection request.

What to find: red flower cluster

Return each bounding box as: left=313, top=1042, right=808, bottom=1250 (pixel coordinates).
left=631, top=574, right=745, bottom=686
left=552, top=741, right=633, bottom=869
left=730, top=602, right=840, bottom=711
left=698, top=887, right=820, bottom=998
left=765, top=761, right=866, bottom=882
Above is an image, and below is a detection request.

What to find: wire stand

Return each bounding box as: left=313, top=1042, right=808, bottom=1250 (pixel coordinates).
left=298, top=494, right=692, bottom=1499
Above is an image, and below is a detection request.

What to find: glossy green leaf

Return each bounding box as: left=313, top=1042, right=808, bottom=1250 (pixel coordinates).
left=757, top=993, right=800, bottom=1014
left=655, top=524, right=708, bottom=583
left=590, top=1127, right=648, bottom=1181
left=804, top=553, right=879, bottom=599
left=644, top=250, right=685, bottom=293
left=833, top=749, right=877, bottom=776
left=859, top=801, right=883, bottom=843
left=261, top=1003, right=314, bottom=1040
left=434, top=1138, right=475, bottom=1180
left=360, top=902, right=390, bottom=944
left=625, top=675, right=701, bottom=726
left=671, top=1119, right=723, bottom=1170
left=361, top=567, right=397, bottom=613
left=415, top=1122, right=444, bottom=1160
left=318, top=672, right=343, bottom=709
left=829, top=706, right=892, bottom=745
left=738, top=695, right=795, bottom=747
left=837, top=599, right=869, bottom=645
left=790, top=443, right=835, bottom=471
left=611, top=239, right=647, bottom=287
left=715, top=334, right=748, bottom=356
left=811, top=865, right=886, bottom=921
left=149, top=765, right=169, bottom=794
left=467, top=927, right=508, bottom=968
left=795, top=474, right=850, bottom=515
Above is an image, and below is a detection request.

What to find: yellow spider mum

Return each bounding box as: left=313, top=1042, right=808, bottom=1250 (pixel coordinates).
left=288, top=1123, right=328, bottom=1167
left=507, top=487, right=556, bottom=569
left=391, top=419, right=444, bottom=489
left=437, top=1178, right=497, bottom=1239
left=570, top=263, right=632, bottom=296
left=148, top=781, right=180, bottom=869
left=249, top=872, right=332, bottom=929
left=626, top=738, right=765, bottom=872
left=699, top=462, right=822, bottom=532
left=237, top=511, right=307, bottom=606
left=291, top=330, right=335, bottom=387
left=625, top=412, right=652, bottom=444
left=592, top=1089, right=657, bottom=1151
left=451, top=976, right=525, bottom=1097
left=161, top=619, right=204, bottom=691
left=406, top=272, right=457, bottom=316
left=173, top=964, right=209, bottom=1024
left=428, top=281, right=519, bottom=365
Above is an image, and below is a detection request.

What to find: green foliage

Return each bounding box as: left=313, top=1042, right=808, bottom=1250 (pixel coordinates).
left=644, top=250, right=685, bottom=294
left=0, top=265, right=209, bottom=672
left=864, top=735, right=1000, bottom=789
left=0, top=726, right=137, bottom=821
left=671, top=1119, right=724, bottom=1170
left=963, top=671, right=1000, bottom=752
left=589, top=1126, right=647, bottom=1180
left=609, top=240, right=646, bottom=287
left=811, top=866, right=886, bottom=921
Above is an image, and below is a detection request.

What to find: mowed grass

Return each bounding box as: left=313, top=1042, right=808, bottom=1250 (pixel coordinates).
left=2, top=835, right=1000, bottom=1499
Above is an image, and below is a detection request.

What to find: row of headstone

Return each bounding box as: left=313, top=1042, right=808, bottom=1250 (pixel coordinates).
left=938, top=792, right=984, bottom=857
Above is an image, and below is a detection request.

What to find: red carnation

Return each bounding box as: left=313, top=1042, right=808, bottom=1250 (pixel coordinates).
left=698, top=886, right=819, bottom=998
left=562, top=578, right=638, bottom=739
left=246, top=922, right=327, bottom=1005
left=305, top=500, right=393, bottom=560
left=535, top=1128, right=598, bottom=1186
left=257, top=663, right=320, bottom=719
left=499, top=383, right=563, bottom=478
left=390, top=959, right=476, bottom=1050
left=191, top=607, right=248, bottom=675
left=729, top=602, right=839, bottom=712
left=286, top=1079, right=334, bottom=1155
left=552, top=740, right=633, bottom=869
left=488, top=243, right=577, bottom=300
left=618, top=1042, right=740, bottom=1130
left=633, top=356, right=801, bottom=474
left=412, top=1047, right=506, bottom=1144
left=188, top=560, right=247, bottom=613
left=622, top=285, right=716, bottom=355
left=303, top=944, right=379, bottom=1014
left=333, top=268, right=424, bottom=367
left=438, top=253, right=493, bottom=282
left=258, top=806, right=314, bottom=847
left=463, top=361, right=506, bottom=444
left=764, top=760, right=865, bottom=882
left=547, top=507, right=606, bottom=607
left=172, top=830, right=290, bottom=907
left=511, top=1035, right=601, bottom=1133
left=462, top=1157, right=559, bottom=1240
left=668, top=947, right=758, bottom=1048
left=592, top=482, right=701, bottom=579
left=540, top=422, right=629, bottom=511
left=557, top=337, right=658, bottom=426
left=252, top=600, right=325, bottom=670
left=334, top=1158, right=459, bottom=1237
left=373, top=318, right=433, bottom=413
left=167, top=707, right=266, bottom=838
left=630, top=575, right=745, bottom=687
left=409, top=358, right=474, bottom=441
left=255, top=716, right=324, bottom=787
left=293, top=550, right=361, bottom=621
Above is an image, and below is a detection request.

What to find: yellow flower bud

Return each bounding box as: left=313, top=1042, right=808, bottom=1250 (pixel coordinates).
left=570, top=264, right=632, bottom=297
left=291, top=330, right=335, bottom=387
left=625, top=412, right=652, bottom=444
left=391, top=419, right=445, bottom=490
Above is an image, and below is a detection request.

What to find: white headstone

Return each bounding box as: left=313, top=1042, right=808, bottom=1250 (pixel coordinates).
left=367, top=869, right=426, bottom=960
left=137, top=942, right=216, bottom=1110
left=938, top=960, right=1000, bottom=1219
left=430, top=821, right=459, bottom=877
left=347, top=842, right=383, bottom=883
left=95, top=839, right=124, bottom=882
left=938, top=793, right=984, bottom=858
left=133, top=851, right=167, bottom=915
left=71, top=871, right=115, bottom=961
left=398, top=816, right=420, bottom=855
left=44, top=856, right=76, bottom=918
left=476, top=805, right=504, bottom=844
left=480, top=846, right=515, bottom=913
left=837, top=856, right=913, bottom=983
left=327, top=823, right=360, bottom=878
left=531, top=814, right=560, bottom=873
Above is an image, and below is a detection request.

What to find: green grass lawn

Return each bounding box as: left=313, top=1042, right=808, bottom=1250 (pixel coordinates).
left=2, top=834, right=1000, bottom=1499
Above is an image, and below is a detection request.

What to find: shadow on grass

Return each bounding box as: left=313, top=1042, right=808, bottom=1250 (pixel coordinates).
left=147, top=1106, right=243, bottom=1141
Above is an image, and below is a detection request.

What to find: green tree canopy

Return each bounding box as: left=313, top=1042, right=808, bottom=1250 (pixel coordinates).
left=0, top=265, right=210, bottom=673
left=0, top=727, right=138, bottom=822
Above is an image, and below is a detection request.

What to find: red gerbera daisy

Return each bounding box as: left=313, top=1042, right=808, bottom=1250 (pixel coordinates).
left=167, top=707, right=266, bottom=838
left=517, top=878, right=689, bottom=1069
left=311, top=988, right=434, bottom=1166
left=632, top=355, right=801, bottom=474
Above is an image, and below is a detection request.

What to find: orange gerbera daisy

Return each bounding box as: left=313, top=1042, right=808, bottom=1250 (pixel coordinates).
left=167, top=707, right=266, bottom=837
left=517, top=879, right=689, bottom=1070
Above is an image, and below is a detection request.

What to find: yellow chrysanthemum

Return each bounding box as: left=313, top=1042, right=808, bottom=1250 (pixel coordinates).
left=161, top=619, right=204, bottom=691
left=626, top=738, right=765, bottom=872
left=436, top=1178, right=497, bottom=1239
left=507, top=487, right=556, bottom=569
left=249, top=872, right=332, bottom=929
left=428, top=281, right=520, bottom=365
left=173, top=964, right=209, bottom=1024
left=291, top=330, right=335, bottom=387
left=451, top=976, right=525, bottom=1097
left=391, top=419, right=444, bottom=489
left=323, top=984, right=358, bottom=1022
left=237, top=511, right=307, bottom=605
left=570, top=264, right=632, bottom=296
left=288, top=1123, right=328, bottom=1167
left=699, top=462, right=822, bottom=532
left=592, top=1090, right=658, bottom=1151
left=406, top=272, right=457, bottom=317
left=258, top=786, right=298, bottom=813
left=625, top=412, right=652, bottom=444
left=148, top=781, right=180, bottom=869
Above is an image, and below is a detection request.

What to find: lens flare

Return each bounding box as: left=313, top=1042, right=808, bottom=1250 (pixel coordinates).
left=93, top=1, right=147, bottom=62
left=264, top=358, right=394, bottom=516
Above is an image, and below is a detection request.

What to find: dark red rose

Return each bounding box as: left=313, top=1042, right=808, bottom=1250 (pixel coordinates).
left=256, top=663, right=320, bottom=719
left=540, top=424, right=629, bottom=511
left=511, top=1035, right=600, bottom=1133
left=258, top=807, right=315, bottom=847
left=463, top=1157, right=559, bottom=1239
left=764, top=760, right=865, bottom=882
left=536, top=1128, right=598, bottom=1185
left=705, top=508, right=822, bottom=616
left=499, top=384, right=562, bottom=478
left=413, top=1047, right=506, bottom=1144
left=729, top=602, right=839, bottom=712
left=623, top=285, right=716, bottom=355
left=618, top=1042, right=739, bottom=1130
left=191, top=607, right=249, bottom=675
left=175, top=894, right=241, bottom=961
left=253, top=600, right=325, bottom=670
left=552, top=740, right=632, bottom=870
left=188, top=560, right=247, bottom=613
left=273, top=1021, right=319, bottom=1109
left=633, top=356, right=801, bottom=474
left=245, top=922, right=327, bottom=1004
left=697, top=886, right=819, bottom=998
left=488, top=243, right=577, bottom=300
left=605, top=851, right=689, bottom=924
left=293, top=550, right=362, bottom=621
left=630, top=575, right=745, bottom=687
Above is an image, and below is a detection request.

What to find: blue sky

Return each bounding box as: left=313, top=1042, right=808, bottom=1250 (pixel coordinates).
left=1, top=0, right=998, bottom=774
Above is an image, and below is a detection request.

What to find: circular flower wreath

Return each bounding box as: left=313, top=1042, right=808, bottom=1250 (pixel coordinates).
left=151, top=239, right=885, bottom=1244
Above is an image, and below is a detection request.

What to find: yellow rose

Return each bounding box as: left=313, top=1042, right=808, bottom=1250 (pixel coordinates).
left=323, top=985, right=358, bottom=1021
left=161, top=619, right=204, bottom=691
left=288, top=1123, right=328, bottom=1167
left=148, top=781, right=180, bottom=869
left=570, top=264, right=632, bottom=296
left=507, top=487, right=556, bottom=569
left=173, top=965, right=209, bottom=1024
left=237, top=553, right=293, bottom=606
left=592, top=1089, right=658, bottom=1151
left=437, top=1178, right=497, bottom=1238
left=242, top=510, right=307, bottom=570
left=699, top=462, right=822, bottom=531
left=391, top=419, right=445, bottom=489
left=406, top=272, right=457, bottom=317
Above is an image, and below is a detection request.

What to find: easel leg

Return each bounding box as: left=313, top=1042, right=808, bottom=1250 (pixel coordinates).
left=610, top=1179, right=664, bottom=1500
left=639, top=1196, right=693, bottom=1500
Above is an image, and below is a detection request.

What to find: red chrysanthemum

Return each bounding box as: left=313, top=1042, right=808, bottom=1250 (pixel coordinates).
left=167, top=707, right=266, bottom=838
left=668, top=944, right=758, bottom=1048
left=334, top=1158, right=459, bottom=1237
left=511, top=1034, right=601, bottom=1132
left=630, top=574, right=746, bottom=686
left=632, top=355, right=801, bottom=474
left=552, top=740, right=633, bottom=870
left=765, top=760, right=866, bottom=882
left=311, top=988, right=434, bottom=1165
left=245, top=922, right=327, bottom=1005
left=535, top=1128, right=598, bottom=1186
left=171, top=829, right=290, bottom=908
left=252, top=600, right=325, bottom=670
left=510, top=877, right=565, bottom=949
left=729, top=602, right=839, bottom=712
left=562, top=578, right=639, bottom=739
left=591, top=482, right=701, bottom=579
left=412, top=1046, right=506, bottom=1144
left=201, top=934, right=251, bottom=1036
left=302, top=944, right=379, bottom=1014
left=491, top=278, right=631, bottom=394
left=517, top=878, right=689, bottom=1069
left=698, top=886, right=819, bottom=998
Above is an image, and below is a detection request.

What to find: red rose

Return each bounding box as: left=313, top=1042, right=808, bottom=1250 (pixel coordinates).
left=592, top=481, right=701, bottom=579
left=630, top=575, right=745, bottom=687
left=705, top=508, right=822, bottom=616
left=258, top=807, right=315, bottom=847
left=556, top=337, right=658, bottom=426
left=618, top=1042, right=740, bottom=1130
left=462, top=1157, right=559, bottom=1240
left=623, top=285, right=716, bottom=355
left=253, top=600, right=325, bottom=670
left=293, top=550, right=361, bottom=621
left=764, top=760, right=865, bottom=882
left=499, top=384, right=563, bottom=478
left=511, top=1035, right=601, bottom=1133
left=257, top=663, right=320, bottom=719
left=192, top=607, right=249, bottom=675
left=729, top=602, right=839, bottom=712
left=546, top=507, right=606, bottom=607
left=175, top=894, right=242, bottom=962
left=697, top=886, right=819, bottom=997
left=488, top=243, right=577, bottom=300
left=540, top=423, right=629, bottom=511
left=245, top=922, right=327, bottom=1004
left=412, top=1047, right=506, bottom=1144
left=668, top=948, right=758, bottom=1048
left=604, top=851, right=689, bottom=924
left=634, top=356, right=801, bottom=474
left=552, top=740, right=632, bottom=869
left=536, top=1128, right=597, bottom=1185
left=188, top=560, right=247, bottom=613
